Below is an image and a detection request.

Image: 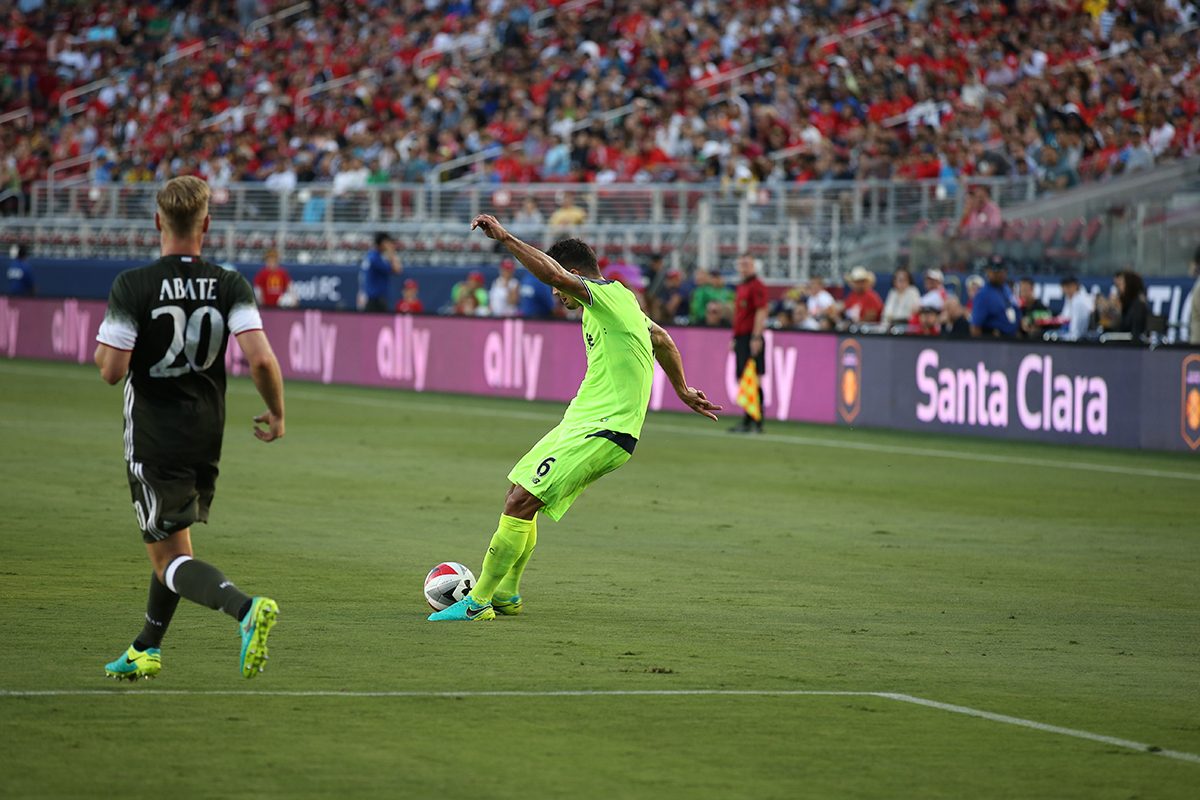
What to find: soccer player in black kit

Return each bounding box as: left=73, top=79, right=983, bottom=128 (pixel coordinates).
left=94, top=176, right=286, bottom=680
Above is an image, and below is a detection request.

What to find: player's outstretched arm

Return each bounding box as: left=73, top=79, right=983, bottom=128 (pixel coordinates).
left=648, top=321, right=722, bottom=421
left=470, top=214, right=587, bottom=303
left=235, top=329, right=286, bottom=442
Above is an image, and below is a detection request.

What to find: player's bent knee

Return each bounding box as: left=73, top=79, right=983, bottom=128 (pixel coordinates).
left=503, top=485, right=544, bottom=520
left=146, top=528, right=194, bottom=580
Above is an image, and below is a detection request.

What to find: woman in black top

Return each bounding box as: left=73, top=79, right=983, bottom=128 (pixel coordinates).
left=1114, top=269, right=1150, bottom=342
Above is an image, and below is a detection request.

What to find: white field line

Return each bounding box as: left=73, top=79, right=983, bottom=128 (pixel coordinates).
left=876, top=693, right=1200, bottom=765
left=4, top=360, right=1200, bottom=482
left=1, top=688, right=1197, bottom=764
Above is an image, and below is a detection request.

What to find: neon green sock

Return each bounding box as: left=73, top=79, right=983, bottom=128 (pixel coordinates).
left=496, top=512, right=537, bottom=599
left=470, top=514, right=533, bottom=604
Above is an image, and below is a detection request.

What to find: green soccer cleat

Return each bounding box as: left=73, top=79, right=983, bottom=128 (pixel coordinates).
left=239, top=597, right=279, bottom=679
left=491, top=593, right=523, bottom=616
left=105, top=645, right=162, bottom=681
left=427, top=595, right=495, bottom=621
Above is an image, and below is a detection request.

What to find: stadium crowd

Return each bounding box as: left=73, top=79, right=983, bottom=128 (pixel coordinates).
left=3, top=0, right=1200, bottom=216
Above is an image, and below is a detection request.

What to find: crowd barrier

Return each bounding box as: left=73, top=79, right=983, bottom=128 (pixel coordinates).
left=0, top=258, right=489, bottom=312
left=3, top=256, right=1199, bottom=343
left=3, top=297, right=1198, bottom=453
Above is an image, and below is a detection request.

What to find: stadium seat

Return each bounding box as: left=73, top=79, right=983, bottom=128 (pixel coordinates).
left=1020, top=219, right=1042, bottom=244
left=1044, top=218, right=1085, bottom=262
left=1081, top=217, right=1104, bottom=247
left=1039, top=218, right=1062, bottom=247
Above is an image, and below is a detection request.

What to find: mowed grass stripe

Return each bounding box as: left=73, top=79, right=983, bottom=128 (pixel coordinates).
left=4, top=359, right=1198, bottom=482
left=4, top=688, right=1198, bottom=765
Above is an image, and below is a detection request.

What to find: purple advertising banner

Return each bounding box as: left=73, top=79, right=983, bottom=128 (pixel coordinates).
left=1138, top=349, right=1200, bottom=453
left=0, top=297, right=837, bottom=424
left=836, top=334, right=1200, bottom=452
left=6, top=295, right=1197, bottom=450
left=0, top=296, right=102, bottom=365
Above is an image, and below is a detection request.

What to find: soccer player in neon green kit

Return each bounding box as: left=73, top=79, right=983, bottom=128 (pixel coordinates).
left=429, top=214, right=722, bottom=621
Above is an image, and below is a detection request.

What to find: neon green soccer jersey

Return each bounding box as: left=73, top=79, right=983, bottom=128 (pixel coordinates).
left=559, top=277, right=654, bottom=439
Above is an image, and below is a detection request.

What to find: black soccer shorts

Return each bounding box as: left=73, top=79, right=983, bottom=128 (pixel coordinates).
left=125, top=461, right=219, bottom=543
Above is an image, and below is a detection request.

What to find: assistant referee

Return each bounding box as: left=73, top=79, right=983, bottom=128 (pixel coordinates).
left=730, top=253, right=768, bottom=433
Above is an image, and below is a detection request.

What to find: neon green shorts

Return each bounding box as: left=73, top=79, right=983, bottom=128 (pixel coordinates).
left=507, top=425, right=635, bottom=521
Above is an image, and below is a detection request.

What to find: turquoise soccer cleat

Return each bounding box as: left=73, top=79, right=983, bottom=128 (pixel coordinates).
left=239, top=597, right=279, bottom=678
left=105, top=645, right=162, bottom=681
left=491, top=593, right=522, bottom=616
left=428, top=595, right=495, bottom=621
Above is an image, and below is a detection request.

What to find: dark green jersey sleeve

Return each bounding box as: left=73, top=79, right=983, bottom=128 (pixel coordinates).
left=96, top=272, right=142, bottom=351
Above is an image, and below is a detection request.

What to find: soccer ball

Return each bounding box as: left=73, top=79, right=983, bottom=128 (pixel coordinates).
left=424, top=562, right=476, bottom=611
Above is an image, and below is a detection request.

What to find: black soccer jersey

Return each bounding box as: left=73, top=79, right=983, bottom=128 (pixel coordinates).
left=96, top=255, right=263, bottom=465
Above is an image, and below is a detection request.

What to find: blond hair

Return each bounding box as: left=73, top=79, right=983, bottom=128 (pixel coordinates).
left=156, top=176, right=211, bottom=236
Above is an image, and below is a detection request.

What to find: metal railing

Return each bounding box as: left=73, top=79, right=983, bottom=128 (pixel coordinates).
left=45, top=153, right=99, bottom=187
left=158, top=38, right=216, bottom=67
left=13, top=177, right=1045, bottom=278
left=158, top=2, right=311, bottom=67
left=0, top=189, right=26, bottom=216
left=0, top=107, right=32, bottom=129
left=246, top=2, right=311, bottom=33
left=529, top=0, right=603, bottom=36
left=14, top=168, right=1196, bottom=277
left=39, top=154, right=101, bottom=217
left=428, top=99, right=650, bottom=185
left=814, top=14, right=899, bottom=49
left=295, top=69, right=375, bottom=111
left=58, top=78, right=112, bottom=117
left=413, top=0, right=601, bottom=79
left=693, top=57, right=778, bottom=91
left=413, top=37, right=498, bottom=79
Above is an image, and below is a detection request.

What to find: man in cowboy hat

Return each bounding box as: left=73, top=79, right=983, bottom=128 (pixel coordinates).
left=840, top=266, right=883, bottom=326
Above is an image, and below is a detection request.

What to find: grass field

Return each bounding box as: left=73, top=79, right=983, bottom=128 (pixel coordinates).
left=1, top=358, right=1198, bottom=799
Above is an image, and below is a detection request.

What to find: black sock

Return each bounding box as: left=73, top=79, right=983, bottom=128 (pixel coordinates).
left=165, top=556, right=252, bottom=621
left=135, top=571, right=180, bottom=649
left=237, top=598, right=253, bottom=622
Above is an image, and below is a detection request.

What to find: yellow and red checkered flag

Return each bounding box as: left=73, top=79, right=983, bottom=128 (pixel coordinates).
left=735, top=358, right=762, bottom=422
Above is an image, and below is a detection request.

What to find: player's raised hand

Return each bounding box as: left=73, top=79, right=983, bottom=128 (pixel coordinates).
left=254, top=410, right=285, bottom=442
left=471, top=214, right=509, bottom=241
left=679, top=387, right=722, bottom=421
left=468, top=212, right=511, bottom=241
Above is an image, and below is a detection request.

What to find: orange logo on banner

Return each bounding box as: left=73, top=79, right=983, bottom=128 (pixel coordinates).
left=1183, top=355, right=1200, bottom=450
left=838, top=339, right=862, bottom=423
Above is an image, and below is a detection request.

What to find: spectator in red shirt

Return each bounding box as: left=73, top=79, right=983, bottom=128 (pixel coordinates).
left=395, top=279, right=425, bottom=314
left=730, top=252, right=768, bottom=434
left=840, top=266, right=884, bottom=327
left=252, top=249, right=295, bottom=308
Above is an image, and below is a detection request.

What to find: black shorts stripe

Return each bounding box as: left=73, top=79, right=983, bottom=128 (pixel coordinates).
left=585, top=429, right=637, bottom=455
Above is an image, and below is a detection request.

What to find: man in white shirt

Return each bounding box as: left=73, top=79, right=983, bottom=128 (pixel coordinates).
left=920, top=268, right=947, bottom=310
left=1058, top=275, right=1094, bottom=340
left=264, top=162, right=297, bottom=194
left=804, top=276, right=835, bottom=321
left=1147, top=110, right=1177, bottom=158
left=332, top=156, right=370, bottom=196
left=488, top=258, right=520, bottom=317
